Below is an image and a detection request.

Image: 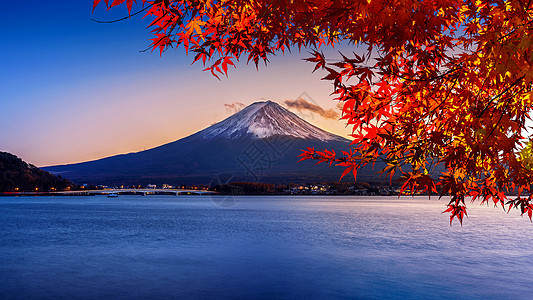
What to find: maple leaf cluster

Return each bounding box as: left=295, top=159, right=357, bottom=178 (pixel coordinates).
left=94, top=0, right=533, bottom=225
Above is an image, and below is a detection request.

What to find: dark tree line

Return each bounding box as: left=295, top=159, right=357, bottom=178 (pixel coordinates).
left=213, top=182, right=275, bottom=195
left=0, top=152, right=76, bottom=192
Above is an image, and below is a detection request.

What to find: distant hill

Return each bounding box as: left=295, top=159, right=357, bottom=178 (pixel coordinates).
left=44, top=101, right=389, bottom=185
left=0, top=152, right=76, bottom=192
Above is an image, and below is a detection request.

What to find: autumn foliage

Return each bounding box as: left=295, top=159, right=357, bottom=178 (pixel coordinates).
left=93, top=0, right=533, bottom=224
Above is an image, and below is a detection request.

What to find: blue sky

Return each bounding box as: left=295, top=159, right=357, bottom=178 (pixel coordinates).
left=1, top=1, right=350, bottom=166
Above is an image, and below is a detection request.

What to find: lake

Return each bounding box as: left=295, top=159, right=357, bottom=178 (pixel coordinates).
left=1, top=195, right=532, bottom=299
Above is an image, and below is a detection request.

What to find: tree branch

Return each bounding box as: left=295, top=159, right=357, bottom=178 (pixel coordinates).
left=91, top=4, right=153, bottom=23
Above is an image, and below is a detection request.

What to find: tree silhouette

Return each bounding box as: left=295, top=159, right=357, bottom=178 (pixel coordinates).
left=0, top=152, right=76, bottom=192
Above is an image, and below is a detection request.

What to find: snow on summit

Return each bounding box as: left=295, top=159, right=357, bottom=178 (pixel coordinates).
left=201, top=101, right=346, bottom=141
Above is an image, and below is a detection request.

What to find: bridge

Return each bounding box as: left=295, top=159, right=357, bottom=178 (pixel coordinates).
left=1, top=189, right=217, bottom=197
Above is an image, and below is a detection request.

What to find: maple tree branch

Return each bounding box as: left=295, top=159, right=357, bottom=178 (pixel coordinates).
left=413, top=71, right=462, bottom=125
left=484, top=85, right=526, bottom=143
left=91, top=4, right=153, bottom=23
left=476, top=76, right=525, bottom=119
left=496, top=17, right=533, bottom=43
left=305, top=150, right=419, bottom=170
left=433, top=72, right=461, bottom=113
left=387, top=64, right=461, bottom=83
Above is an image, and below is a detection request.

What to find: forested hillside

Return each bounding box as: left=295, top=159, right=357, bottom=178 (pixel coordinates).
left=0, top=152, right=76, bottom=192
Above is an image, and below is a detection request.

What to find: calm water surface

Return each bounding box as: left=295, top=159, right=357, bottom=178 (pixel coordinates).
left=1, top=195, right=532, bottom=299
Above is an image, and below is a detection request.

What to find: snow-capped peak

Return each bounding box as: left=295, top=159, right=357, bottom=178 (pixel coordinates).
left=200, top=101, right=346, bottom=141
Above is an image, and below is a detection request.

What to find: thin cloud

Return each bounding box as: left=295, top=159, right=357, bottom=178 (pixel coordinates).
left=284, top=98, right=339, bottom=120
left=224, top=102, right=245, bottom=114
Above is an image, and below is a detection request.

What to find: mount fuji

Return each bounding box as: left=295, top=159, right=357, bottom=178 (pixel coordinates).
left=200, top=101, right=344, bottom=141
left=44, top=101, right=377, bottom=185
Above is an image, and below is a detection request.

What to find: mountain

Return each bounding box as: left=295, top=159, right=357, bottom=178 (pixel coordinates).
left=0, top=152, right=76, bottom=192
left=201, top=101, right=344, bottom=141
left=43, top=101, right=379, bottom=185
